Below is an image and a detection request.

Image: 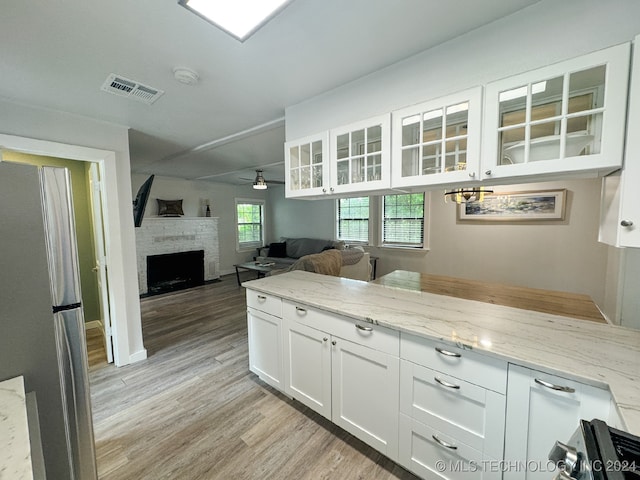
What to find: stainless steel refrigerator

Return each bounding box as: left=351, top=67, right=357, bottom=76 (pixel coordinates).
left=0, top=161, right=98, bottom=479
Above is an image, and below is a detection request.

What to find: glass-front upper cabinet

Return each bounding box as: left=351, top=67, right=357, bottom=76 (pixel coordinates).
left=329, top=113, right=391, bottom=194
left=482, top=43, right=630, bottom=181
left=285, top=132, right=329, bottom=198
left=391, top=87, right=482, bottom=188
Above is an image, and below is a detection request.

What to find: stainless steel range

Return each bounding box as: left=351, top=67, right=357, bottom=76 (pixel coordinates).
left=549, top=419, right=640, bottom=480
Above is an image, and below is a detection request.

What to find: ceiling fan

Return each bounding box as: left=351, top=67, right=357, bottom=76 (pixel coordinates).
left=240, top=169, right=285, bottom=190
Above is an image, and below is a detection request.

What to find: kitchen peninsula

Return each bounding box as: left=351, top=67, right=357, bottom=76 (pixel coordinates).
left=244, top=270, right=640, bottom=478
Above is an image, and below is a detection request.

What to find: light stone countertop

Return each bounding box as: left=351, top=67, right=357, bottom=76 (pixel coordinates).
left=0, top=376, right=33, bottom=480
left=243, top=270, right=640, bottom=434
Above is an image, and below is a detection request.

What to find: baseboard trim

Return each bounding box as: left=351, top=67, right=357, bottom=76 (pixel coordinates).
left=85, top=320, right=103, bottom=331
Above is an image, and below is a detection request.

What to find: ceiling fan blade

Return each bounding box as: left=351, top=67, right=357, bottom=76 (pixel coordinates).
left=265, top=179, right=285, bottom=184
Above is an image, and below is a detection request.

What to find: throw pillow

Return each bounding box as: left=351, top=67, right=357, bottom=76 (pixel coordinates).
left=268, top=242, right=287, bottom=258
left=157, top=199, right=184, bottom=216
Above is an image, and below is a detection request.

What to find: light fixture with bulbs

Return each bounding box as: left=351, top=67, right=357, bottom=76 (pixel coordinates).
left=253, top=169, right=268, bottom=190
left=444, top=187, right=494, bottom=204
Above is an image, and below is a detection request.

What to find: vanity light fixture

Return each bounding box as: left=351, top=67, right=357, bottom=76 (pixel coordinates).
left=253, top=170, right=268, bottom=190
left=444, top=187, right=493, bottom=204
left=178, top=0, right=293, bottom=42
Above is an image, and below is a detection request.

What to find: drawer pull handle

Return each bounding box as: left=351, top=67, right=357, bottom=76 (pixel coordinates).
left=257, top=295, right=267, bottom=300
left=295, top=306, right=307, bottom=314
left=432, top=435, right=458, bottom=450
left=323, top=337, right=328, bottom=342
left=534, top=378, right=575, bottom=394
left=435, top=347, right=461, bottom=358
left=331, top=340, right=337, bottom=346
left=434, top=377, right=460, bottom=390
left=355, top=324, right=373, bottom=332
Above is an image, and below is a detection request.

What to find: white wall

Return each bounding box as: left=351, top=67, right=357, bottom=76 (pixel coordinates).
left=0, top=98, right=145, bottom=365
left=130, top=174, right=269, bottom=275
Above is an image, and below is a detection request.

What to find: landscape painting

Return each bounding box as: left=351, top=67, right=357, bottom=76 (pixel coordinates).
left=457, top=189, right=567, bottom=222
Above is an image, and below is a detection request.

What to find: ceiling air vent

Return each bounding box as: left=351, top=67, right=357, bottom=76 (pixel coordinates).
left=101, top=74, right=164, bottom=105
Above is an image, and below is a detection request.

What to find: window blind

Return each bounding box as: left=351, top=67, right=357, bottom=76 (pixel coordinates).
left=382, top=193, right=424, bottom=248
left=337, top=197, right=369, bottom=244
left=237, top=202, right=264, bottom=248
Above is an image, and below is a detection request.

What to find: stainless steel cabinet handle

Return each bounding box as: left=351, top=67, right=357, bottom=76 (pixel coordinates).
left=331, top=340, right=337, bottom=346
left=323, top=337, right=328, bottom=342
left=355, top=324, right=373, bottom=332
left=330, top=187, right=334, bottom=192
left=295, top=306, right=307, bottom=313
left=322, top=188, right=327, bottom=193
left=485, top=169, right=492, bottom=176
left=468, top=172, right=476, bottom=178
left=621, top=220, right=634, bottom=227
left=435, top=347, right=461, bottom=358
left=432, top=435, right=457, bottom=450
left=257, top=295, right=266, bottom=300
left=434, top=377, right=460, bottom=390
left=534, top=378, right=575, bottom=393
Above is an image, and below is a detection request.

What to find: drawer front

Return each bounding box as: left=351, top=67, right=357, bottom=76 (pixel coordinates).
left=283, top=300, right=399, bottom=356
left=246, top=289, right=282, bottom=318
left=401, top=333, right=507, bottom=394
left=399, top=414, right=501, bottom=480
left=400, top=360, right=505, bottom=459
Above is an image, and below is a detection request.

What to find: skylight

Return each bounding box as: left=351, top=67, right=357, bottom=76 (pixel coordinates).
left=179, top=0, right=292, bottom=42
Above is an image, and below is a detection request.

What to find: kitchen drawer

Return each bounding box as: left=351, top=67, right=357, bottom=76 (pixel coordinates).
left=400, top=360, right=505, bottom=460
left=246, top=289, right=282, bottom=318
left=399, top=414, right=500, bottom=480
left=283, top=300, right=399, bottom=356
left=401, top=333, right=507, bottom=394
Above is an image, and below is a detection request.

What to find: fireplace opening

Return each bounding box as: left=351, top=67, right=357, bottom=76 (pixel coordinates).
left=147, top=250, right=204, bottom=295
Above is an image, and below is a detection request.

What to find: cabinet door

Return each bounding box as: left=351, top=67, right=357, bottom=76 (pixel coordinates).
left=599, top=35, right=640, bottom=248
left=503, top=364, right=611, bottom=480
left=329, top=113, right=391, bottom=194
left=247, top=307, right=284, bottom=391
left=283, top=319, right=331, bottom=418
left=331, top=336, right=399, bottom=461
left=285, top=132, right=329, bottom=198
left=483, top=43, right=630, bottom=182
left=391, top=87, right=482, bottom=189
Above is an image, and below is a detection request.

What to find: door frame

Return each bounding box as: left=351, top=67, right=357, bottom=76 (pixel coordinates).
left=0, top=133, right=135, bottom=366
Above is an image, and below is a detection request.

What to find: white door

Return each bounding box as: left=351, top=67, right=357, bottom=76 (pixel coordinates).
left=88, top=163, right=113, bottom=363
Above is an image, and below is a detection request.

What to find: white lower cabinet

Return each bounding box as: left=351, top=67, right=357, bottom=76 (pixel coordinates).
left=399, top=414, right=501, bottom=480
left=503, top=364, right=611, bottom=480
left=282, top=301, right=400, bottom=461
left=247, top=304, right=284, bottom=391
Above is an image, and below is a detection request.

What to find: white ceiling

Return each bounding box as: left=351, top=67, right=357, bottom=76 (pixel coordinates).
left=0, top=0, right=540, bottom=184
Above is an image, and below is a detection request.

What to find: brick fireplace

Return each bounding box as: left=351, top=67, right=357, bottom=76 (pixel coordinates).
left=135, top=217, right=220, bottom=295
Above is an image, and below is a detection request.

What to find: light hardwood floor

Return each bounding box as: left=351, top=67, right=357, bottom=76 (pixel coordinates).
left=87, top=272, right=419, bottom=480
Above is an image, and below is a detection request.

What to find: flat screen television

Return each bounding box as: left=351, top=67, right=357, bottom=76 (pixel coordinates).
left=133, top=175, right=154, bottom=227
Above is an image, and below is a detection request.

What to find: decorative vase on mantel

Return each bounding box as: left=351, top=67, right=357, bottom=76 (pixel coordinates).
left=205, top=205, right=211, bottom=217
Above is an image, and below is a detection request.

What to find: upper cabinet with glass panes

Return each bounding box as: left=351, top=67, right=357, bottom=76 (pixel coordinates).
left=482, top=43, right=630, bottom=182
left=329, top=113, right=391, bottom=194
left=391, top=87, right=482, bottom=188
left=284, top=132, right=329, bottom=198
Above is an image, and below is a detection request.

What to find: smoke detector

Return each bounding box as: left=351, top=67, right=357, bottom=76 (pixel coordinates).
left=101, top=74, right=164, bottom=105
left=173, top=67, right=199, bottom=85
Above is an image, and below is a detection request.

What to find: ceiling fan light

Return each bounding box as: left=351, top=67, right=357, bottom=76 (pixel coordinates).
left=253, top=169, right=268, bottom=189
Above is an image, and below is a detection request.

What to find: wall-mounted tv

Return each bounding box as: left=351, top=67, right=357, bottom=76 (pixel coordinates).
left=133, top=175, right=154, bottom=227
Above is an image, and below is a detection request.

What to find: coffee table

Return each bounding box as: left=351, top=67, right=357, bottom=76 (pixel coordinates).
left=234, top=261, right=289, bottom=286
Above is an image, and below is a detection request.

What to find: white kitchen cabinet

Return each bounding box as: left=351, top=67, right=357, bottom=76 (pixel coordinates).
left=391, top=87, right=483, bottom=189
left=503, top=364, right=611, bottom=480
left=246, top=290, right=284, bottom=391
left=283, top=319, right=331, bottom=418
left=282, top=300, right=400, bottom=461
left=331, top=336, right=399, bottom=461
left=284, top=132, right=329, bottom=198
left=329, top=113, right=392, bottom=194
left=399, top=414, right=501, bottom=480
left=599, top=35, right=640, bottom=248
left=482, top=43, right=630, bottom=183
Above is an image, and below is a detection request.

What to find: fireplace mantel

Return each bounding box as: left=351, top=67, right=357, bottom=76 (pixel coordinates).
left=135, top=217, right=220, bottom=295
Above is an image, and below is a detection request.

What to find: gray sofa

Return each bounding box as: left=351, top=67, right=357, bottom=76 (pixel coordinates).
left=256, top=237, right=371, bottom=281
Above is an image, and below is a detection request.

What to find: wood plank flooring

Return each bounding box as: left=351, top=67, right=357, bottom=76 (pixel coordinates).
left=88, top=272, right=419, bottom=480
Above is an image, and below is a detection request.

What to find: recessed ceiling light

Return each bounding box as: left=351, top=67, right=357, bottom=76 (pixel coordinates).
left=179, top=0, right=292, bottom=42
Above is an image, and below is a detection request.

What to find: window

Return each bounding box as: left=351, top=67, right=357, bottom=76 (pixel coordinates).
left=381, top=193, right=425, bottom=248
left=337, top=197, right=369, bottom=244
left=236, top=199, right=264, bottom=250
